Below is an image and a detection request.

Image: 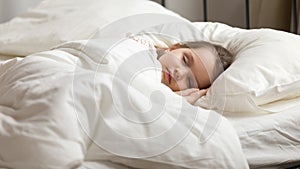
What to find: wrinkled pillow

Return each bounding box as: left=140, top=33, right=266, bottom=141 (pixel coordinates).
left=196, top=28, right=300, bottom=115
left=0, top=0, right=182, bottom=56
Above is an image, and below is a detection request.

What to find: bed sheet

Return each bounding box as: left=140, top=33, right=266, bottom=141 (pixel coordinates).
left=228, top=99, right=300, bottom=169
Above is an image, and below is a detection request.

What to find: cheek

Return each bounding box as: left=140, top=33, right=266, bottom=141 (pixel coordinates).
left=171, top=79, right=188, bottom=91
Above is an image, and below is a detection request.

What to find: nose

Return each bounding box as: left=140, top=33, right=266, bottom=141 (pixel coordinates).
left=173, top=67, right=188, bottom=81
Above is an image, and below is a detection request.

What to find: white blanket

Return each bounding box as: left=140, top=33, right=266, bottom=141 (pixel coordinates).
left=0, top=37, right=248, bottom=169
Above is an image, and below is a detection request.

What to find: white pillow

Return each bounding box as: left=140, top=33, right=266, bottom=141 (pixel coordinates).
left=136, top=22, right=300, bottom=115
left=197, top=28, right=300, bottom=115
left=0, top=0, right=182, bottom=56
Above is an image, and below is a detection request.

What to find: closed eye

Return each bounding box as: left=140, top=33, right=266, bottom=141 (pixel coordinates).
left=183, top=55, right=188, bottom=65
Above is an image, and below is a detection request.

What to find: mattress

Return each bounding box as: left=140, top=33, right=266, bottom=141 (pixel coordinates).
left=228, top=102, right=300, bottom=169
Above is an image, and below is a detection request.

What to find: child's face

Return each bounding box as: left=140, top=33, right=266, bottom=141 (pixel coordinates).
left=159, top=46, right=216, bottom=91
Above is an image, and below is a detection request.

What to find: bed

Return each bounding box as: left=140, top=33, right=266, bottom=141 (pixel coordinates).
left=0, top=0, right=299, bottom=169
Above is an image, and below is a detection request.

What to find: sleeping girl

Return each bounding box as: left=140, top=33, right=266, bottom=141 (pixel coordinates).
left=158, top=41, right=233, bottom=104
left=130, top=35, right=234, bottom=104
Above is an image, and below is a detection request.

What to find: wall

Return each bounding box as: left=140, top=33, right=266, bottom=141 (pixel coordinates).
left=153, top=0, right=247, bottom=28
left=154, top=0, right=297, bottom=33
left=208, top=0, right=246, bottom=28
left=250, top=0, right=292, bottom=31
left=0, top=0, right=42, bottom=23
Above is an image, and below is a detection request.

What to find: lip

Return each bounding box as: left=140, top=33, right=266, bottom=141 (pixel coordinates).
left=166, top=68, right=172, bottom=84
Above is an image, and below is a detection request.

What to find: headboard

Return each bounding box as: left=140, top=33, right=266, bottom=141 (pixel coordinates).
left=157, top=0, right=298, bottom=33
left=160, top=0, right=207, bottom=22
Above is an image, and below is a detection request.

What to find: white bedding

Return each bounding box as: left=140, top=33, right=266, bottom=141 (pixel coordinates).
left=228, top=105, right=300, bottom=169
left=0, top=0, right=184, bottom=57
left=0, top=0, right=300, bottom=168
left=0, top=38, right=248, bottom=169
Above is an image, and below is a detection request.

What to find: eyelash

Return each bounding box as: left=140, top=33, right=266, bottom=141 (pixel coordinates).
left=183, top=55, right=188, bottom=65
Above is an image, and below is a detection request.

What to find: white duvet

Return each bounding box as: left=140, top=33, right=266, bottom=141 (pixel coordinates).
left=0, top=37, right=248, bottom=169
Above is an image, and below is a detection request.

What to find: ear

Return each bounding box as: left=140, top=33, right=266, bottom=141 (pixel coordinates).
left=166, top=43, right=181, bottom=51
